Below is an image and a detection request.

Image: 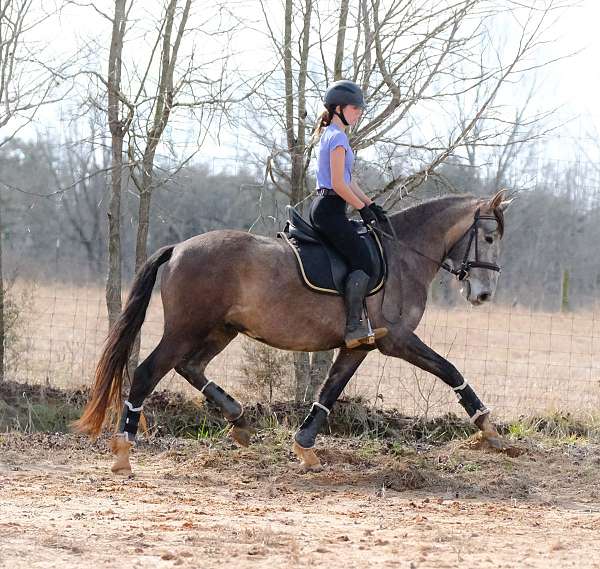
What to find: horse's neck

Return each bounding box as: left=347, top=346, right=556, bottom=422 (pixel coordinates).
left=391, top=198, right=478, bottom=281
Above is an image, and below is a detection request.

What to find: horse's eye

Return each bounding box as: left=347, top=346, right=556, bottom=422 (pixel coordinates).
left=485, top=236, right=494, bottom=244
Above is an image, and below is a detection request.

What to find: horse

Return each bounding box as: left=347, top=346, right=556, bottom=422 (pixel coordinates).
left=74, top=190, right=512, bottom=475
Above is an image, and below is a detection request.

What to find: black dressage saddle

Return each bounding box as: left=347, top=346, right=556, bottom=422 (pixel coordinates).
left=277, top=205, right=386, bottom=296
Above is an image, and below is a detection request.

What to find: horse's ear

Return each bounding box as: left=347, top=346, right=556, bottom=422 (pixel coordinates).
left=488, top=189, right=507, bottom=210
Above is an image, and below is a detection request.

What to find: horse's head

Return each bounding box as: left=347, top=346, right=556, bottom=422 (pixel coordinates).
left=445, top=189, right=513, bottom=306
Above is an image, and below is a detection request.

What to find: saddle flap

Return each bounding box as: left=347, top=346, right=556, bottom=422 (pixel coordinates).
left=279, top=206, right=386, bottom=296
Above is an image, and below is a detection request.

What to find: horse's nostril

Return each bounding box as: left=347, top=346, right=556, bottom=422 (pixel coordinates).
left=478, top=292, right=491, bottom=302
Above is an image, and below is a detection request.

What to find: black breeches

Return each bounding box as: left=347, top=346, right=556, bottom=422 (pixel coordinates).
left=309, top=195, right=372, bottom=276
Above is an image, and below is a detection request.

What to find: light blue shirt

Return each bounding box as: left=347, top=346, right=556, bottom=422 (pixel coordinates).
left=316, top=124, right=354, bottom=189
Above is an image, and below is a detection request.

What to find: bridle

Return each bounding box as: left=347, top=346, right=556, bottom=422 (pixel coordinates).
left=440, top=208, right=502, bottom=281
left=374, top=207, right=502, bottom=282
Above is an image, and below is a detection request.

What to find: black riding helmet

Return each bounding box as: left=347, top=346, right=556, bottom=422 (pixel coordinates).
left=324, top=80, right=365, bottom=126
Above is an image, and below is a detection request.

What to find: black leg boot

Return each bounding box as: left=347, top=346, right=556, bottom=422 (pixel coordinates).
left=294, top=403, right=330, bottom=449
left=344, top=270, right=388, bottom=348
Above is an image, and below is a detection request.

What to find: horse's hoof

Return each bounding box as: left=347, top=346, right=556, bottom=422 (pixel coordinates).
left=292, top=441, right=323, bottom=472
left=229, top=425, right=254, bottom=447
left=475, top=414, right=501, bottom=438
left=484, top=435, right=506, bottom=450
left=300, top=462, right=324, bottom=473
left=471, top=415, right=525, bottom=456
left=110, top=455, right=133, bottom=476
left=111, top=465, right=133, bottom=476
left=484, top=435, right=526, bottom=457
left=109, top=434, right=134, bottom=476
left=463, top=432, right=525, bottom=457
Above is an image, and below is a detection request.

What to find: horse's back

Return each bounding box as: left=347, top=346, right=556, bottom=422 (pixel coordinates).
left=159, top=230, right=292, bottom=315
left=166, top=229, right=287, bottom=272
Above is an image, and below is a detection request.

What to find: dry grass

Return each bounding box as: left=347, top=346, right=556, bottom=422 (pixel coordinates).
left=9, top=280, right=600, bottom=420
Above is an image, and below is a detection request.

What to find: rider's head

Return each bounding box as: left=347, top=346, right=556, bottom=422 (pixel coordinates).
left=314, top=80, right=365, bottom=137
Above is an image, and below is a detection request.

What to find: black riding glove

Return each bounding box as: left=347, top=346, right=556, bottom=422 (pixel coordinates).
left=359, top=205, right=377, bottom=228
left=368, top=202, right=389, bottom=225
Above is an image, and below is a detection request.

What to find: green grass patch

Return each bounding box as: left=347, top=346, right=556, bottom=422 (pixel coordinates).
left=504, top=412, right=600, bottom=445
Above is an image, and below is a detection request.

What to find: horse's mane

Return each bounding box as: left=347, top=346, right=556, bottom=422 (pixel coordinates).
left=390, top=194, right=504, bottom=238
left=390, top=195, right=475, bottom=238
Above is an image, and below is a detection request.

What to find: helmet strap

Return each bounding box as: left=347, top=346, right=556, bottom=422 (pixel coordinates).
left=335, top=108, right=349, bottom=126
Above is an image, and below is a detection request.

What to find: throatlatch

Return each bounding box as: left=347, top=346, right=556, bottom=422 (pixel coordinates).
left=295, top=402, right=330, bottom=449
left=453, top=380, right=490, bottom=423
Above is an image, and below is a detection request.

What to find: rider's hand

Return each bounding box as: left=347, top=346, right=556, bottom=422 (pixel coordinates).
left=368, top=202, right=389, bottom=225
left=359, top=205, right=378, bottom=228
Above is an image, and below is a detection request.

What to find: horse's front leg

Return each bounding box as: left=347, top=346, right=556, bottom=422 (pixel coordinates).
left=380, top=331, right=504, bottom=442
left=293, top=347, right=370, bottom=471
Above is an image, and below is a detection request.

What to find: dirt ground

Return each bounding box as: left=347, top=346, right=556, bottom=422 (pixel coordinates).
left=1, top=431, right=600, bottom=569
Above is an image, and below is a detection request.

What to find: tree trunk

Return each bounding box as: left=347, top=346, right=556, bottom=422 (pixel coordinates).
left=127, top=0, right=189, bottom=373
left=0, top=201, right=4, bottom=383
left=290, top=152, right=306, bottom=209
left=334, top=0, right=349, bottom=80
left=134, top=164, right=154, bottom=272
left=561, top=268, right=570, bottom=312
left=294, top=350, right=335, bottom=403
left=308, top=350, right=334, bottom=400
left=105, top=134, right=123, bottom=330
left=105, top=0, right=127, bottom=330
left=293, top=351, right=311, bottom=402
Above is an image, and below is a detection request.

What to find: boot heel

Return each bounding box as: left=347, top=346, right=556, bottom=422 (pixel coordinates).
left=345, top=337, right=363, bottom=349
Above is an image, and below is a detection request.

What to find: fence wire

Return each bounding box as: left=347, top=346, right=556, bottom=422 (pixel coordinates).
left=8, top=278, right=600, bottom=420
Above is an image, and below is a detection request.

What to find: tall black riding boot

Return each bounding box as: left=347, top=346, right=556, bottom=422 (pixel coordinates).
left=344, top=270, right=388, bottom=348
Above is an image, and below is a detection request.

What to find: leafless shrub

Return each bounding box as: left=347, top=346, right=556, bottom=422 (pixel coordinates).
left=240, top=337, right=293, bottom=403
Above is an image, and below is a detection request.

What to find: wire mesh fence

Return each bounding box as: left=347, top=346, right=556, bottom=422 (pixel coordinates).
left=8, top=278, right=600, bottom=421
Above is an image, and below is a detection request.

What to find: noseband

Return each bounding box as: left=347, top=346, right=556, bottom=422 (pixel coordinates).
left=440, top=208, right=502, bottom=281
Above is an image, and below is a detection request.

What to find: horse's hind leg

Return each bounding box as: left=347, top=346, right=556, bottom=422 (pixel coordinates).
left=175, top=326, right=254, bottom=447
left=111, top=334, right=194, bottom=475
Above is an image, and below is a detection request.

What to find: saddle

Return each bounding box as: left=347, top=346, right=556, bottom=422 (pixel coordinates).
left=277, top=205, right=386, bottom=295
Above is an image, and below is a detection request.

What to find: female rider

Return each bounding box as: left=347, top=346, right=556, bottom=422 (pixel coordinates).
left=310, top=80, right=388, bottom=348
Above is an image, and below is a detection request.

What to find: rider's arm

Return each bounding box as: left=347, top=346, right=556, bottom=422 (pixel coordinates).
left=330, top=146, right=365, bottom=210
left=349, top=179, right=372, bottom=206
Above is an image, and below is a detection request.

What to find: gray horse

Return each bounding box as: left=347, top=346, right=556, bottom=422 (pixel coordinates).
left=74, top=190, right=511, bottom=474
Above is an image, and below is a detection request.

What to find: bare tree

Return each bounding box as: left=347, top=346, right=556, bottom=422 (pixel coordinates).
left=0, top=201, right=4, bottom=382
left=256, top=1, right=572, bottom=204
left=127, top=0, right=193, bottom=272
left=104, top=0, right=131, bottom=329
left=249, top=0, right=571, bottom=399
left=121, top=0, right=269, bottom=273
left=0, top=0, right=71, bottom=382
left=361, top=1, right=573, bottom=206
left=90, top=0, right=269, bottom=369
left=255, top=0, right=333, bottom=400
left=39, top=120, right=110, bottom=276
